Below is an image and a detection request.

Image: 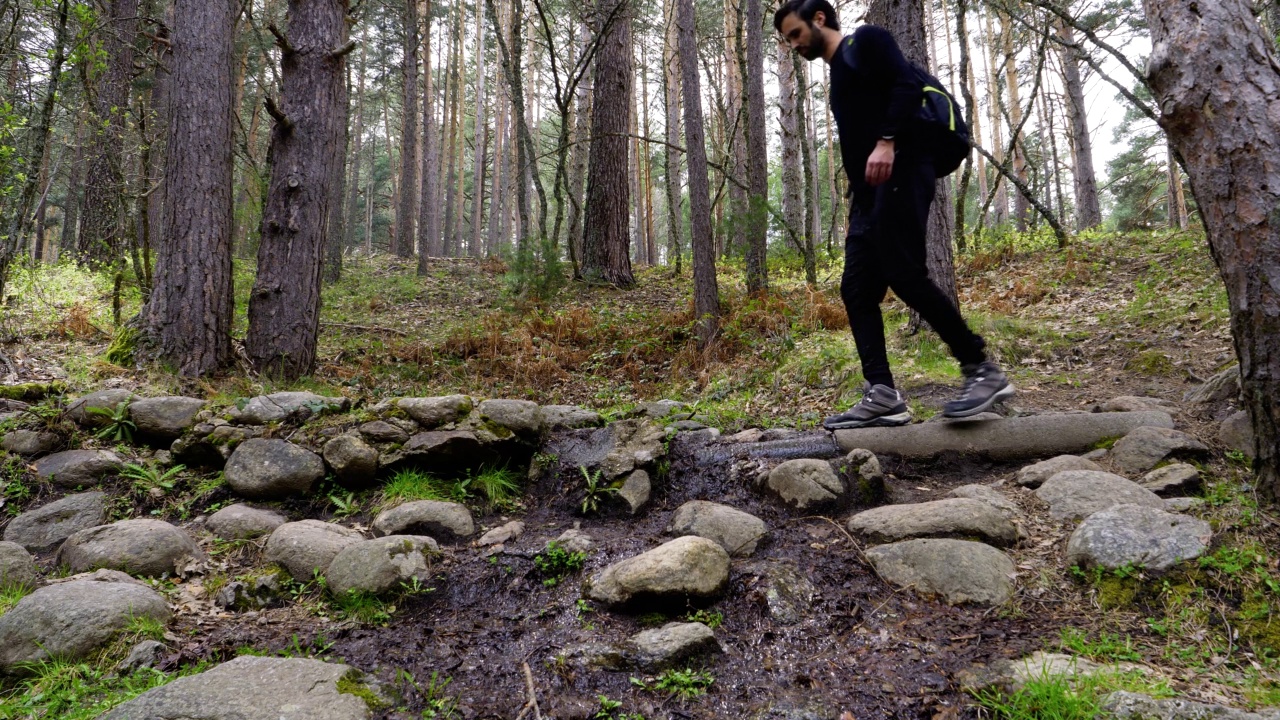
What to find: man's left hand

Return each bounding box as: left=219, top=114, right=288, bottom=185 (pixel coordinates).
left=866, top=139, right=895, bottom=186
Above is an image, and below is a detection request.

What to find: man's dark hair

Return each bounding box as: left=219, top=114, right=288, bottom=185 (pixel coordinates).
left=773, top=0, right=840, bottom=33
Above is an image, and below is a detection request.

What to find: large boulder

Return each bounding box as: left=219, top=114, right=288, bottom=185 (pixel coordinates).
left=3, top=492, right=107, bottom=552
left=1016, top=455, right=1103, bottom=489
left=543, top=405, right=604, bottom=430
left=1219, top=410, right=1256, bottom=459
left=58, top=519, right=205, bottom=577
left=621, top=622, right=721, bottom=670
left=128, top=396, right=206, bottom=439
left=583, top=536, right=730, bottom=608
left=397, top=395, right=472, bottom=428
left=264, top=520, right=364, bottom=581
left=1183, top=365, right=1240, bottom=405
left=667, top=500, right=767, bottom=557
left=946, top=484, right=1022, bottom=519
left=371, top=500, right=474, bottom=541
left=541, top=419, right=667, bottom=486
left=228, top=391, right=349, bottom=425
left=33, top=449, right=122, bottom=488
left=206, top=504, right=288, bottom=541
left=381, top=430, right=491, bottom=474
left=98, top=656, right=372, bottom=720
left=1067, top=504, right=1212, bottom=571
left=1109, top=426, right=1209, bottom=475
left=1035, top=470, right=1166, bottom=521
left=0, top=541, right=37, bottom=587
left=477, top=399, right=546, bottom=439
left=847, top=498, right=1019, bottom=547
left=325, top=535, right=440, bottom=596
left=1140, top=463, right=1201, bottom=496
left=357, top=420, right=409, bottom=444
left=1, top=429, right=60, bottom=457
left=322, top=434, right=379, bottom=485
left=0, top=577, right=169, bottom=670
left=66, top=389, right=135, bottom=428
left=224, top=439, right=325, bottom=500
left=761, top=459, right=846, bottom=511
left=865, top=539, right=1016, bottom=606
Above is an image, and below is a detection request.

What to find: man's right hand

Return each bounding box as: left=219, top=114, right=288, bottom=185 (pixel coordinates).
left=866, top=139, right=895, bottom=186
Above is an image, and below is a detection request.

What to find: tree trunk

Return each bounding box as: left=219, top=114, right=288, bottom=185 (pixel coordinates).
left=640, top=42, right=656, bottom=266
left=566, top=28, right=592, bottom=274
left=796, top=57, right=819, bottom=286
left=777, top=40, right=804, bottom=257
left=246, top=0, right=349, bottom=379
left=1058, top=19, right=1102, bottom=231
left=345, top=35, right=366, bottom=257
left=581, top=0, right=634, bottom=287
left=469, top=0, right=488, bottom=258
left=1002, top=16, right=1030, bottom=232
left=1143, top=0, right=1280, bottom=497
left=662, top=2, right=683, bottom=274
left=981, top=8, right=1008, bottom=228
left=396, top=0, right=420, bottom=258
left=677, top=0, right=719, bottom=346
left=148, top=0, right=235, bottom=377
left=325, top=39, right=351, bottom=282
left=742, top=0, right=768, bottom=293
left=60, top=111, right=87, bottom=261
left=420, top=0, right=442, bottom=269
left=1167, top=141, right=1189, bottom=230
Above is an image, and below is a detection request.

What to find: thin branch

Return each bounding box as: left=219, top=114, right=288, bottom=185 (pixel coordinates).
left=972, top=142, right=1067, bottom=245
left=263, top=96, right=292, bottom=132
left=267, top=23, right=295, bottom=55
left=331, top=40, right=357, bottom=59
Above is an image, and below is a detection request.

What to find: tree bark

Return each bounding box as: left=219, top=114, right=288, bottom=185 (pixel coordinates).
left=246, top=0, right=349, bottom=379
left=662, top=2, right=683, bottom=274
left=344, top=35, right=366, bottom=259
left=677, top=0, right=719, bottom=346
left=469, top=0, right=488, bottom=258
left=777, top=40, right=804, bottom=259
left=742, top=0, right=768, bottom=293
left=325, top=35, right=351, bottom=282
left=796, top=56, right=819, bottom=286
left=148, top=0, right=235, bottom=377
left=396, top=0, right=420, bottom=258
left=566, top=26, right=593, bottom=274
left=420, top=0, right=442, bottom=269
left=1057, top=18, right=1102, bottom=231
left=1001, top=15, right=1030, bottom=232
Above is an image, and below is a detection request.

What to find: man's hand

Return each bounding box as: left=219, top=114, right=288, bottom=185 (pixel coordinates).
left=865, top=139, right=895, bottom=186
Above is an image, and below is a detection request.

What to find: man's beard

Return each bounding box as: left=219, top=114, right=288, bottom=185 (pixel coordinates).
left=798, top=22, right=826, bottom=60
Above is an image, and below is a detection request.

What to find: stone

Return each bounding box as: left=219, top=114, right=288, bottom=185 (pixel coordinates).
left=228, top=391, right=349, bottom=425
left=1140, top=463, right=1202, bottom=496
left=1035, top=470, right=1166, bottom=521
left=958, top=652, right=1115, bottom=694
left=762, top=458, right=845, bottom=511
left=0, top=577, right=169, bottom=670
left=833, top=411, right=1175, bottom=461
left=33, top=449, right=122, bottom=488
left=1220, top=410, right=1256, bottom=459
left=128, top=396, right=206, bottom=439
left=207, top=504, right=288, bottom=541
left=543, top=405, right=604, bottom=430
left=477, top=398, right=546, bottom=439
left=371, top=500, right=474, bottom=541
left=1102, top=691, right=1280, bottom=720
left=117, top=640, right=166, bottom=673
left=864, top=539, right=1015, bottom=606
left=1081, top=448, right=1109, bottom=461
left=601, top=419, right=667, bottom=480
left=637, top=399, right=686, bottom=419
left=98, top=656, right=372, bottom=720
left=1, top=429, right=59, bottom=456
left=1096, top=396, right=1177, bottom=414
left=224, top=439, right=325, bottom=500
left=384, top=430, right=487, bottom=472
left=1110, top=426, right=1209, bottom=474
left=838, top=448, right=886, bottom=505
left=1016, top=455, right=1104, bottom=488
left=264, top=520, right=364, bottom=581
left=397, top=395, right=473, bottom=428
left=616, top=469, right=651, bottom=515
left=623, top=622, right=721, bottom=669
left=58, top=519, right=205, bottom=577
left=357, top=420, right=409, bottom=444
left=946, top=484, right=1022, bottom=518
left=1067, top=504, right=1212, bottom=571
left=667, top=500, right=767, bottom=557
left=214, top=575, right=284, bottom=611
left=553, top=528, right=595, bottom=554
left=744, top=560, right=816, bottom=625
left=3, top=492, right=106, bottom=552
left=0, top=541, right=37, bottom=587
left=322, top=433, right=379, bottom=485
left=50, top=567, right=147, bottom=585
left=1183, top=365, right=1240, bottom=405
left=477, top=521, right=524, bottom=546
left=325, top=535, right=440, bottom=596
left=66, top=389, right=135, bottom=428
left=1166, top=497, right=1204, bottom=513
left=847, top=498, right=1019, bottom=547
left=583, top=535, right=731, bottom=608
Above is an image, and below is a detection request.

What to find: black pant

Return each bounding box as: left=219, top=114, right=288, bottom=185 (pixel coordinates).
left=840, top=157, right=986, bottom=389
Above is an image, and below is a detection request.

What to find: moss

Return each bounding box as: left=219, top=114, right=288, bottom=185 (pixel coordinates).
left=1237, top=596, right=1280, bottom=653
left=0, top=382, right=66, bottom=401
left=1092, top=435, right=1121, bottom=451
left=336, top=670, right=391, bottom=710
left=1127, top=349, right=1176, bottom=376
left=478, top=420, right=514, bottom=440
left=104, top=326, right=139, bottom=366
left=1096, top=575, right=1142, bottom=609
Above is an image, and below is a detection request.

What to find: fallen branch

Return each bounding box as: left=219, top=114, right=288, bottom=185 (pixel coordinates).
left=513, top=661, right=542, bottom=720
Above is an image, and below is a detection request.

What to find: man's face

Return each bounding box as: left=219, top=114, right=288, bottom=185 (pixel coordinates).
left=779, top=11, right=826, bottom=61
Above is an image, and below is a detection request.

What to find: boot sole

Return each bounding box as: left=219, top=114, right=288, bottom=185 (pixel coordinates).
left=942, top=384, right=1015, bottom=419
left=823, top=411, right=913, bottom=430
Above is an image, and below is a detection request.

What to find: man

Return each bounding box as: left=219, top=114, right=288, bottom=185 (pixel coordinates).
left=774, top=0, right=1014, bottom=429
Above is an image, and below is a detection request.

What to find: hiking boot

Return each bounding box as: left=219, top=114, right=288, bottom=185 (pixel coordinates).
left=943, top=360, right=1015, bottom=418
left=823, top=384, right=912, bottom=430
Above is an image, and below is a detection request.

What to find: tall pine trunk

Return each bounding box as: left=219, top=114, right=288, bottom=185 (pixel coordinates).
left=661, top=3, right=683, bottom=274
left=396, top=0, right=420, bottom=258
left=678, top=0, right=719, bottom=346
left=742, top=0, right=768, bottom=293
left=469, top=0, right=488, bottom=258
left=1057, top=19, right=1102, bottom=230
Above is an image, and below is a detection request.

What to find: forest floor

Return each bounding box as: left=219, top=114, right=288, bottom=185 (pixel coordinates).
left=2, top=229, right=1278, bottom=719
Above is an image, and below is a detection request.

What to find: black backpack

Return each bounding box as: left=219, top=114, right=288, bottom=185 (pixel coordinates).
left=841, top=38, right=972, bottom=178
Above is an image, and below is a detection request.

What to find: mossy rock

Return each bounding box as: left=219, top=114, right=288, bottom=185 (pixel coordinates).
left=0, top=383, right=66, bottom=401
left=105, top=326, right=139, bottom=366
left=336, top=669, right=394, bottom=711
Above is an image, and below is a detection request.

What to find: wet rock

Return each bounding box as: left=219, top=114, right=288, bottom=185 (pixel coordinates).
left=837, top=448, right=886, bottom=506
left=747, top=701, right=831, bottom=720
left=745, top=560, right=816, bottom=625
left=477, top=399, right=546, bottom=439
left=1, top=429, right=59, bottom=456
left=1219, top=410, right=1256, bottom=459
left=957, top=652, right=1118, bottom=694
left=544, top=405, right=604, bottom=430
left=66, top=389, right=136, bottom=428
left=264, top=520, right=364, bottom=581
left=554, top=528, right=595, bottom=554
left=0, top=541, right=37, bottom=587
left=1101, top=691, right=1280, bottom=720
left=34, top=449, right=122, bottom=488
left=224, top=439, right=325, bottom=500
left=615, top=469, right=651, bottom=515
left=1183, top=365, right=1240, bottom=405
left=117, top=640, right=166, bottom=673
left=601, top=419, right=667, bottom=480
left=98, top=656, right=372, bottom=720
left=383, top=430, right=488, bottom=472
left=128, top=396, right=205, bottom=439
left=583, top=536, right=730, bottom=609
left=322, top=433, right=378, bottom=485
left=476, top=520, right=525, bottom=546
left=847, top=498, right=1019, bottom=547
left=0, top=577, right=169, bottom=671
left=864, top=538, right=1015, bottom=606
left=214, top=575, right=284, bottom=611
left=397, top=395, right=472, bottom=428
left=3, top=491, right=107, bottom=552
left=623, top=622, right=721, bottom=669
left=170, top=434, right=229, bottom=469
left=636, top=399, right=686, bottom=419
left=1096, top=396, right=1178, bottom=414
left=667, top=500, right=767, bottom=557
left=1015, top=454, right=1103, bottom=489
left=326, top=535, right=439, bottom=596
left=59, top=519, right=205, bottom=578
left=1067, top=504, right=1211, bottom=571
left=761, top=458, right=845, bottom=511
left=1110, top=426, right=1209, bottom=474
left=228, top=391, right=349, bottom=425
left=207, top=504, right=288, bottom=541
left=1035, top=470, right=1166, bottom=521
left=1140, top=463, right=1201, bottom=496
left=357, top=420, right=409, bottom=444
left=371, top=500, right=474, bottom=541
left=946, top=484, right=1022, bottom=518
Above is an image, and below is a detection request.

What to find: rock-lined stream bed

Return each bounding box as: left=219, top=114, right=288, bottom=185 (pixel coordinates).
left=0, top=381, right=1274, bottom=719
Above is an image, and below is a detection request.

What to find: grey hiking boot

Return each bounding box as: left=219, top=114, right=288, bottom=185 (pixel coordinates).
left=823, top=384, right=912, bottom=430
left=943, top=360, right=1015, bottom=418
